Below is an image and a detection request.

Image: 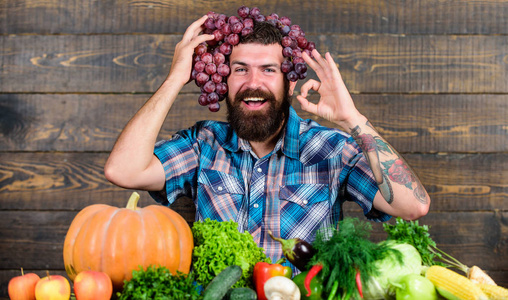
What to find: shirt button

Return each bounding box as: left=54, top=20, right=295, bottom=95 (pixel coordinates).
left=257, top=167, right=262, bottom=173
left=302, top=200, right=308, bottom=205
left=253, top=203, right=259, bottom=208
left=217, top=186, right=223, bottom=191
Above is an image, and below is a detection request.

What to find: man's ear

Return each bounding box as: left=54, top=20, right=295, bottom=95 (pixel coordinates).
left=288, top=81, right=297, bottom=96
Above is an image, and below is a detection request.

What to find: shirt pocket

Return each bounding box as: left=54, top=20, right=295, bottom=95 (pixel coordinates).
left=279, top=183, right=331, bottom=239
left=197, top=168, right=245, bottom=220
left=279, top=183, right=329, bottom=208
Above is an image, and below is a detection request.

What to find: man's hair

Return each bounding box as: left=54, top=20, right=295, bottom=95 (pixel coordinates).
left=239, top=21, right=283, bottom=46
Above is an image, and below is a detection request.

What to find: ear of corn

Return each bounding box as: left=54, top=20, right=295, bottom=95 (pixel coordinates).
left=477, top=283, right=508, bottom=300
left=425, top=265, right=488, bottom=300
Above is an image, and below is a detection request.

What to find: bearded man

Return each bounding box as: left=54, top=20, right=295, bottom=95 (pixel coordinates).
left=104, top=16, right=430, bottom=270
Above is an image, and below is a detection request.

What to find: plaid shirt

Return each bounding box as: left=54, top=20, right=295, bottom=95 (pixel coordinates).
left=150, top=106, right=390, bottom=270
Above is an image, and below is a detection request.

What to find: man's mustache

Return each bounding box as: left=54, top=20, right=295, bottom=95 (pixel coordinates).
left=234, top=88, right=276, bottom=102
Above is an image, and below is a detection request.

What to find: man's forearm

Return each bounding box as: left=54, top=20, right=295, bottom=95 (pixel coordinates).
left=104, top=79, right=183, bottom=189
left=349, top=119, right=429, bottom=206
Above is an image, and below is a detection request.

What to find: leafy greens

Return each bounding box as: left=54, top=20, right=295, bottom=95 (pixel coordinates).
left=116, top=265, right=202, bottom=300
left=310, top=217, right=402, bottom=299
left=383, top=217, right=445, bottom=266
left=191, top=219, right=270, bottom=288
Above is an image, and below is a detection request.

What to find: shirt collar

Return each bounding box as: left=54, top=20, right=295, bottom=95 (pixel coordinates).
left=221, top=106, right=301, bottom=159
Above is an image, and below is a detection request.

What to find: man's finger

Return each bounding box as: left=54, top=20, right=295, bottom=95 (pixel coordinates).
left=299, top=79, right=321, bottom=98
left=296, top=95, right=318, bottom=115
left=182, top=15, right=209, bottom=41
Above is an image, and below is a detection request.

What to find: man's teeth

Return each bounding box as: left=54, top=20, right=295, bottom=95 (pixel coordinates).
left=244, top=97, right=265, bottom=102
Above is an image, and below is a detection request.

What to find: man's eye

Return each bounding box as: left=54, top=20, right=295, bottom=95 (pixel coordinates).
left=265, top=68, right=276, bottom=73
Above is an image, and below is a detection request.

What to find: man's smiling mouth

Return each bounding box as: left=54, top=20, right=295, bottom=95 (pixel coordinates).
left=243, top=97, right=267, bottom=107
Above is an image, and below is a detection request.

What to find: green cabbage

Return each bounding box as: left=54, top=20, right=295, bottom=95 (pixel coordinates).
left=191, top=219, right=270, bottom=289
left=363, top=241, right=423, bottom=299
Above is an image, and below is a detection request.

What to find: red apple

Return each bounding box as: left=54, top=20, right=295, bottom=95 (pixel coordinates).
left=73, top=270, right=113, bottom=300
left=8, top=268, right=40, bottom=300
left=34, top=271, right=71, bottom=300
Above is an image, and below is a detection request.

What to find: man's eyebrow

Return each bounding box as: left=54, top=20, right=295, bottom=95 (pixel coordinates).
left=230, top=61, right=280, bottom=68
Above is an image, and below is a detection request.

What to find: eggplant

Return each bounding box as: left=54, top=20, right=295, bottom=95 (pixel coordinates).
left=267, top=231, right=315, bottom=271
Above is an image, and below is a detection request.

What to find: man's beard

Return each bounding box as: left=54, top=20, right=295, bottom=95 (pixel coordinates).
left=226, top=85, right=291, bottom=142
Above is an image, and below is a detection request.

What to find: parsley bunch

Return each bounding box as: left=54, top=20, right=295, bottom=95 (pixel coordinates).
left=310, top=218, right=402, bottom=298
left=117, top=265, right=202, bottom=300
left=383, top=217, right=445, bottom=266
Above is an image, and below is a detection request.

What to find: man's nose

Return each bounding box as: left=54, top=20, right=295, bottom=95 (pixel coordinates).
left=245, top=70, right=262, bottom=89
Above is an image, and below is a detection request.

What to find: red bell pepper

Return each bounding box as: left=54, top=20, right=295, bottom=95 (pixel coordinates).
left=253, top=259, right=293, bottom=300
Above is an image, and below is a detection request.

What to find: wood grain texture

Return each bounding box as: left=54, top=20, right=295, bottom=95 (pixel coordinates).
left=1, top=0, right=507, bottom=35
left=1, top=34, right=507, bottom=93
left=1, top=93, right=507, bottom=153
left=0, top=152, right=506, bottom=212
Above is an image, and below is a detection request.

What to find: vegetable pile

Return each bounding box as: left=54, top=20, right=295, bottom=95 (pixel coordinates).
left=191, top=219, right=270, bottom=288
left=104, top=215, right=508, bottom=300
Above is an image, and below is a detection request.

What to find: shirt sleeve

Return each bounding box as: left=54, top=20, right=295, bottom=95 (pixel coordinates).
left=148, top=126, right=201, bottom=206
left=340, top=136, right=391, bottom=222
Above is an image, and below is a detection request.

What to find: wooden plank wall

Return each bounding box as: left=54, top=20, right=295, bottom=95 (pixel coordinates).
left=1, top=0, right=507, bottom=297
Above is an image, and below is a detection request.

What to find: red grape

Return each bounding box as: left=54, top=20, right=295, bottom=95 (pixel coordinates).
left=286, top=71, right=298, bottom=82
left=217, top=63, right=230, bottom=76
left=231, top=22, right=244, bottom=34
left=208, top=102, right=220, bottom=112
left=228, top=15, right=240, bottom=25
left=213, top=52, right=225, bottom=65
left=307, top=41, right=316, bottom=51
left=207, top=92, right=219, bottom=104
left=215, top=18, right=226, bottom=30
left=203, top=81, right=216, bottom=93
left=293, top=56, right=305, bottom=64
left=297, top=36, right=308, bottom=49
left=268, top=13, right=279, bottom=20
left=219, top=42, right=232, bottom=55
left=195, top=44, right=207, bottom=56
left=205, top=63, right=217, bottom=75
left=294, top=63, right=307, bottom=74
left=282, top=36, right=293, bottom=48
left=250, top=7, right=261, bottom=17
left=194, top=61, right=206, bottom=73
left=201, top=52, right=213, bottom=64
left=227, top=34, right=240, bottom=46
left=282, top=47, right=293, bottom=57
left=280, top=25, right=290, bottom=35
left=216, top=82, right=228, bottom=95
left=195, top=72, right=209, bottom=86
left=241, top=27, right=254, bottom=36
left=213, top=29, right=224, bottom=41
left=291, top=24, right=301, bottom=31
left=237, top=6, right=250, bottom=18
left=243, top=18, right=254, bottom=29
left=198, top=93, right=209, bottom=106
left=211, top=73, right=223, bottom=83
left=281, top=60, right=293, bottom=73
left=204, top=17, right=216, bottom=30
left=289, top=29, right=300, bottom=38
left=220, top=23, right=232, bottom=35
left=279, top=16, right=291, bottom=26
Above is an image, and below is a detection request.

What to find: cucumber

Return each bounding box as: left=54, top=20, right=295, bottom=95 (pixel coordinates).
left=202, top=265, right=243, bottom=300
left=225, top=287, right=258, bottom=300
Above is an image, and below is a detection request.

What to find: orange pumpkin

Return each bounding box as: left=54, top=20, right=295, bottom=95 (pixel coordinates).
left=63, top=192, right=193, bottom=291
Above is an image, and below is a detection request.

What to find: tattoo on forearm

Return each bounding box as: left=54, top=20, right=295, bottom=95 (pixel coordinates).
left=351, top=124, right=427, bottom=204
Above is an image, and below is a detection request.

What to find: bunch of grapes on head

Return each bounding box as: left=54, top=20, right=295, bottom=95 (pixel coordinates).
left=191, top=5, right=315, bottom=112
